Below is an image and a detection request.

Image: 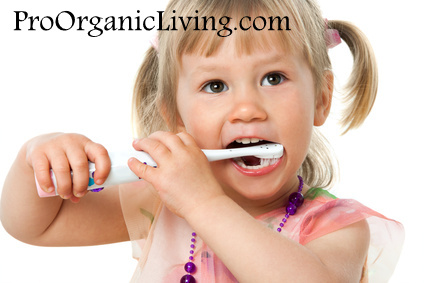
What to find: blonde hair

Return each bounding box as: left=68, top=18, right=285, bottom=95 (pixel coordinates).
left=132, top=0, right=377, bottom=189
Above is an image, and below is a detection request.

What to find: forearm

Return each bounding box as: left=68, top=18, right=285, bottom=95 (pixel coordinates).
left=0, top=145, right=63, bottom=243
left=185, top=195, right=334, bottom=282
left=1, top=134, right=130, bottom=247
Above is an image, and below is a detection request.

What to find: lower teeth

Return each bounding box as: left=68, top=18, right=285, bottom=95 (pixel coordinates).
left=234, top=157, right=279, bottom=169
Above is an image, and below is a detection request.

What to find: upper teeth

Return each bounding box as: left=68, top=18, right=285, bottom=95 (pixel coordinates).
left=235, top=138, right=263, bottom=144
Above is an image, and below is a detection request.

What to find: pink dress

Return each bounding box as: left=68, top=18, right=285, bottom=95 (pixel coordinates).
left=119, top=181, right=404, bottom=282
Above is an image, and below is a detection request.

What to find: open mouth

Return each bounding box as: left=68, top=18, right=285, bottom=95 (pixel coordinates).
left=226, top=138, right=281, bottom=169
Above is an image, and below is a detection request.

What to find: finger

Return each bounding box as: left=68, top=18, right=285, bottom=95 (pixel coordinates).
left=32, top=152, right=55, bottom=193
left=176, top=132, right=198, bottom=147
left=150, top=131, right=185, bottom=150
left=50, top=152, right=73, bottom=199
left=128, top=157, right=157, bottom=184
left=133, top=135, right=172, bottom=162
left=175, top=132, right=205, bottom=161
left=69, top=195, right=81, bottom=203
left=85, top=142, right=111, bottom=185
left=66, top=149, right=90, bottom=198
left=133, top=132, right=183, bottom=152
left=132, top=138, right=144, bottom=151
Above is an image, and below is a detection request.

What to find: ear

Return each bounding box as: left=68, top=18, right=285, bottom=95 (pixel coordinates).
left=175, top=113, right=186, bottom=133
left=314, top=71, right=333, bottom=126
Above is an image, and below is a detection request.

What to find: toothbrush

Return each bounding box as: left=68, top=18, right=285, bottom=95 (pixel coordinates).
left=36, top=143, right=283, bottom=197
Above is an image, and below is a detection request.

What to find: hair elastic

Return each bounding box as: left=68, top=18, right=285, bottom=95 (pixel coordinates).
left=324, top=19, right=342, bottom=49
left=150, top=33, right=159, bottom=51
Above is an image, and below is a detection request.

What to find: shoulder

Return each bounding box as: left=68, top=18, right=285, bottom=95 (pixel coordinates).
left=300, top=188, right=404, bottom=282
left=299, top=188, right=379, bottom=245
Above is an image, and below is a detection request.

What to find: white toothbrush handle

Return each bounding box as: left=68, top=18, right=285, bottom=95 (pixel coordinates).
left=36, top=144, right=283, bottom=197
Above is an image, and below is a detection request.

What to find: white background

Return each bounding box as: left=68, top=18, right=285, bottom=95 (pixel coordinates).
left=0, top=0, right=422, bottom=282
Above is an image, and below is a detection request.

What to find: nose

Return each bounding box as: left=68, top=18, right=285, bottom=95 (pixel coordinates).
left=227, top=86, right=267, bottom=123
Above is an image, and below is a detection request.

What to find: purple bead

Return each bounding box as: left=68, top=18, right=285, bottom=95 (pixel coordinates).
left=184, top=262, right=197, bottom=273
left=277, top=227, right=282, bottom=232
left=189, top=256, right=194, bottom=261
left=181, top=274, right=196, bottom=283
left=286, top=203, right=297, bottom=215
left=289, top=192, right=304, bottom=207
left=192, top=232, right=197, bottom=237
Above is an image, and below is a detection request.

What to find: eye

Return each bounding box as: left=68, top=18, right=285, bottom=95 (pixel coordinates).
left=261, top=73, right=286, bottom=86
left=202, top=81, right=229, bottom=93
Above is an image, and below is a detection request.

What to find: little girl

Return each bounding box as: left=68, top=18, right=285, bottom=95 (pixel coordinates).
left=1, top=0, right=404, bottom=282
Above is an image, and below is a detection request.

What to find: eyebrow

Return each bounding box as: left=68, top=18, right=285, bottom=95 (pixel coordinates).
left=193, top=64, right=221, bottom=73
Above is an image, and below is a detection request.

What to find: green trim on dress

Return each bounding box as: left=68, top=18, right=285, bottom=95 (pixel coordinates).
left=304, top=187, right=337, bottom=200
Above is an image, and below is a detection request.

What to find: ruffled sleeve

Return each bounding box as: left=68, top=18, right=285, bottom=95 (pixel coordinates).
left=299, top=188, right=404, bottom=282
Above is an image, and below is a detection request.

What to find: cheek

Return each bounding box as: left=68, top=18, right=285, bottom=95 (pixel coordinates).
left=281, top=109, right=313, bottom=150
left=276, top=91, right=315, bottom=159
left=177, top=98, right=219, bottom=148
left=273, top=88, right=315, bottom=129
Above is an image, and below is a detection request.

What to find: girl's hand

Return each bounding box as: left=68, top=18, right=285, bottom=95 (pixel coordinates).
left=26, top=133, right=111, bottom=203
left=128, top=131, right=225, bottom=219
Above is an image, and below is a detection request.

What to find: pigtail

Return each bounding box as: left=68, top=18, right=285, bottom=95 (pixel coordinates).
left=328, top=20, right=378, bottom=134
left=132, top=47, right=166, bottom=138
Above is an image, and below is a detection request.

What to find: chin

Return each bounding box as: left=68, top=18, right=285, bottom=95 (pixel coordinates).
left=241, top=186, right=282, bottom=200
left=211, top=159, right=292, bottom=201
left=223, top=175, right=286, bottom=202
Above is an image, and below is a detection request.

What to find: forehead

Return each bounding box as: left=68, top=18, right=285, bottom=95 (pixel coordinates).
left=179, top=21, right=300, bottom=60
left=179, top=33, right=300, bottom=74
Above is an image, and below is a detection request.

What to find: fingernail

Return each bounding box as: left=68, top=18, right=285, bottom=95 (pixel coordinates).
left=45, top=186, right=54, bottom=193
left=62, top=194, right=72, bottom=199
left=75, top=192, right=85, bottom=198
left=95, top=178, right=104, bottom=185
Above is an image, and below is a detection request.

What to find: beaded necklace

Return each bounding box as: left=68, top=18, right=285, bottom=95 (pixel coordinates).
left=180, top=175, right=304, bottom=283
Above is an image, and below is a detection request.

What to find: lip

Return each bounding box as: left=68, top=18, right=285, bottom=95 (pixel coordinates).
left=231, top=156, right=283, bottom=176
